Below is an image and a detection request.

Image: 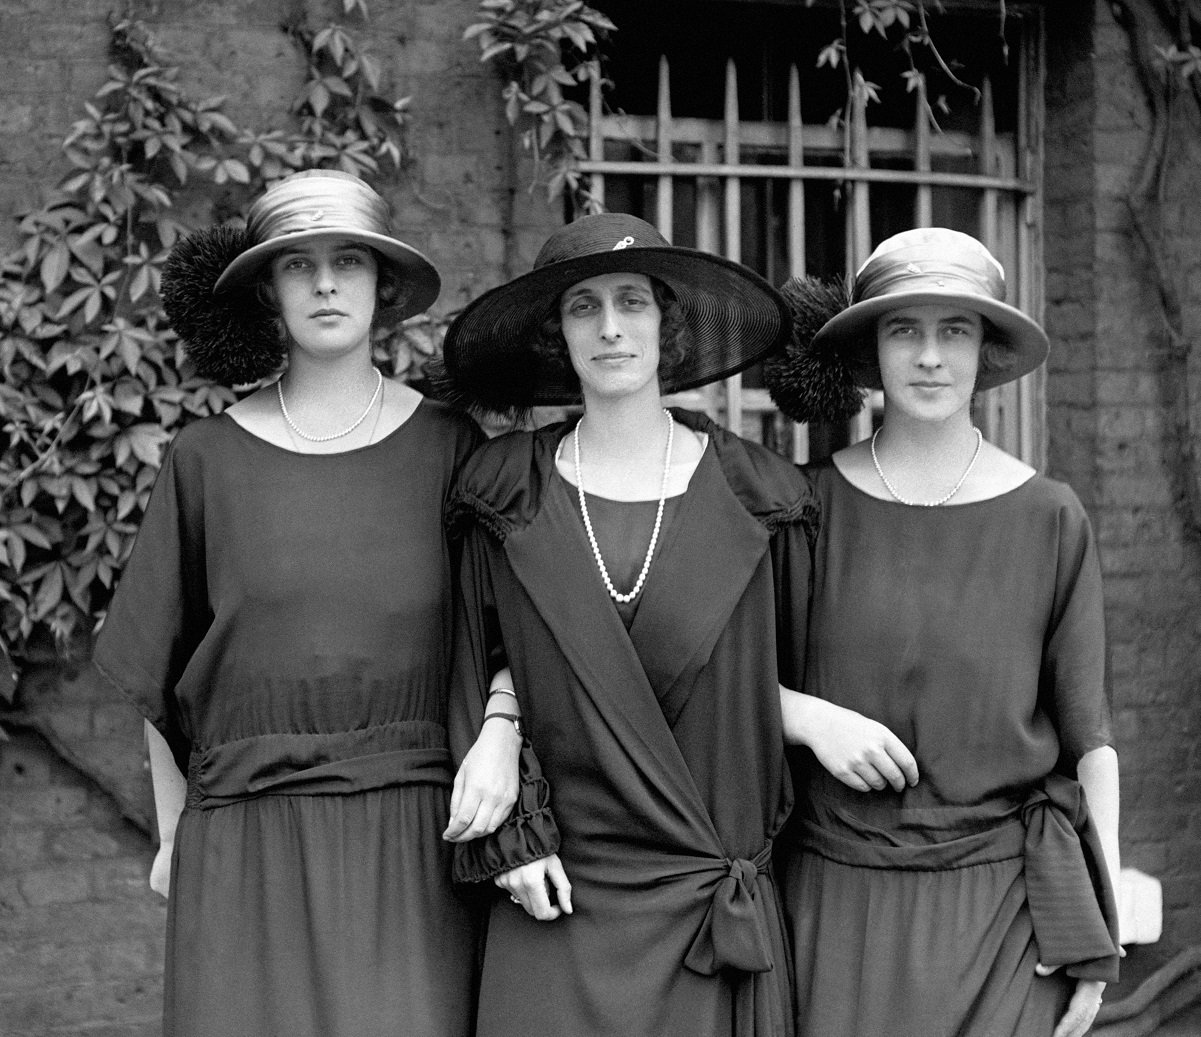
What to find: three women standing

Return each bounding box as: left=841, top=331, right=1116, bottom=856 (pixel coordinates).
left=769, top=227, right=1121, bottom=1037
left=95, top=170, right=518, bottom=1037
left=441, top=213, right=815, bottom=1037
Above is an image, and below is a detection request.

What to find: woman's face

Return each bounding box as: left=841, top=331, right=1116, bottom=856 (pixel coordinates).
left=876, top=303, right=982, bottom=424
left=269, top=238, right=379, bottom=360
left=559, top=272, right=662, bottom=404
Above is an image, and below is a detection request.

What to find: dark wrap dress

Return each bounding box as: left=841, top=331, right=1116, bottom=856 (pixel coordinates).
left=782, top=460, right=1120, bottom=1037
left=92, top=401, right=483, bottom=1037
left=449, top=409, right=816, bottom=1037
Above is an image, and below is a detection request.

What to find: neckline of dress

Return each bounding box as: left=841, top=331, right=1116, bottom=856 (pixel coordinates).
left=827, top=455, right=1038, bottom=509
left=218, top=397, right=426, bottom=457
left=553, top=426, right=710, bottom=503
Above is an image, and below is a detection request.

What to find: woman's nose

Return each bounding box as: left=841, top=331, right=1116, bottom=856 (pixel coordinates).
left=916, top=332, right=942, bottom=366
left=598, top=300, right=622, bottom=340
left=313, top=261, right=337, bottom=294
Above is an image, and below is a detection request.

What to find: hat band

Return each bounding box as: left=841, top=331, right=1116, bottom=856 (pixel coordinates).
left=246, top=181, right=393, bottom=246
left=854, top=253, right=1005, bottom=306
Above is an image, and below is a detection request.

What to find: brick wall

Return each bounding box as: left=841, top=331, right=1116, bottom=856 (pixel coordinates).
left=0, top=728, right=165, bottom=1037
left=0, top=0, right=561, bottom=315
left=1044, top=0, right=1201, bottom=950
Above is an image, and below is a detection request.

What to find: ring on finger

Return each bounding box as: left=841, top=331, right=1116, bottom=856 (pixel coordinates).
left=509, top=894, right=521, bottom=906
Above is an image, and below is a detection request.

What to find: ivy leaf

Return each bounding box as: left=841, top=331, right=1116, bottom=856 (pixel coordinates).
left=123, top=423, right=172, bottom=467
left=40, top=243, right=71, bottom=293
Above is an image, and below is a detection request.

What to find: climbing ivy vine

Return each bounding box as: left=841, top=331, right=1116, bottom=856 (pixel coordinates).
left=0, top=1, right=417, bottom=714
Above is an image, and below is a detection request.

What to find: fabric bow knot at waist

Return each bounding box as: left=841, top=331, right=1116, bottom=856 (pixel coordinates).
left=684, top=842, right=776, bottom=975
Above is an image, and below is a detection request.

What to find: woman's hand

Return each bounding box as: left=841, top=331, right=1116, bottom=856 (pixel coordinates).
left=495, top=854, right=573, bottom=921
left=1041, top=972, right=1104, bottom=1037
left=443, top=717, right=522, bottom=842
left=781, top=688, right=919, bottom=792
left=149, top=840, right=172, bottom=898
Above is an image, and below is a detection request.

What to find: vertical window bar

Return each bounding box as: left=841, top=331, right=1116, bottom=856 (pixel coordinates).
left=656, top=56, right=674, bottom=240
left=588, top=68, right=606, bottom=209
left=914, top=75, right=933, bottom=228
left=788, top=63, right=810, bottom=463
left=849, top=73, right=874, bottom=445
left=723, top=57, right=744, bottom=434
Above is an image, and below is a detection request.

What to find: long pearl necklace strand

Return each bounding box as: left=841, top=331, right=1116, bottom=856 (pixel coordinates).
left=574, top=409, right=674, bottom=604
left=277, top=368, right=383, bottom=443
left=871, top=426, right=983, bottom=507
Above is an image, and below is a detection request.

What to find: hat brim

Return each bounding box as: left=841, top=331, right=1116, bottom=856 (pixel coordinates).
left=442, top=246, right=790, bottom=409
left=213, top=227, right=441, bottom=321
left=812, top=288, right=1049, bottom=391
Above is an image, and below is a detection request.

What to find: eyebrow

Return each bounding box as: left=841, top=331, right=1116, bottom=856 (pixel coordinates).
left=563, top=281, right=652, bottom=299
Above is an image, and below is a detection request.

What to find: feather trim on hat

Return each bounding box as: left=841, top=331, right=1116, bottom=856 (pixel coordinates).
left=161, top=226, right=284, bottom=386
left=421, top=352, right=536, bottom=428
left=764, top=274, right=865, bottom=425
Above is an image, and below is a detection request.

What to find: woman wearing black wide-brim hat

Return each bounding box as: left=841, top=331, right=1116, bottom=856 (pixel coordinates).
left=93, top=169, right=522, bottom=1037
left=442, top=211, right=817, bottom=1036
left=765, top=227, right=1121, bottom=1037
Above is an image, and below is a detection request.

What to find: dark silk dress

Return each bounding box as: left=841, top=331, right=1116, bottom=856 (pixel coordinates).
left=449, top=410, right=816, bottom=1037
left=782, top=459, right=1120, bottom=1037
left=93, top=400, right=483, bottom=1037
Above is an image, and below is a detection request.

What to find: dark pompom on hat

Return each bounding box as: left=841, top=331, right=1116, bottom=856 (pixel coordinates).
left=765, top=275, right=866, bottom=425
left=160, top=226, right=284, bottom=386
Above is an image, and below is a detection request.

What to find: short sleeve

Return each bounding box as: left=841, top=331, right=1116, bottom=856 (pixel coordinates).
left=1043, top=491, right=1111, bottom=763
left=92, top=434, right=210, bottom=771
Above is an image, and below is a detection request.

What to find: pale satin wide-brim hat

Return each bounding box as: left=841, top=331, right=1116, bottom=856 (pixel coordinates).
left=213, top=169, right=440, bottom=321
left=811, top=227, right=1049, bottom=392
left=439, top=212, right=790, bottom=411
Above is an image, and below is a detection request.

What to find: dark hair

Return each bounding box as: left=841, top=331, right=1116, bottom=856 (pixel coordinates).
left=531, top=276, right=693, bottom=392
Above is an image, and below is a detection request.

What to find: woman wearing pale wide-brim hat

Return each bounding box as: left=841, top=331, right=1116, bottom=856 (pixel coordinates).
left=93, top=169, right=521, bottom=1037
left=766, top=228, right=1121, bottom=1037
left=440, top=212, right=816, bottom=1036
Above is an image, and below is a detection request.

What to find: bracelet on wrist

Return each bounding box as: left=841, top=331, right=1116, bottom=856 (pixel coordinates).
left=483, top=711, right=522, bottom=737
left=487, top=688, right=518, bottom=701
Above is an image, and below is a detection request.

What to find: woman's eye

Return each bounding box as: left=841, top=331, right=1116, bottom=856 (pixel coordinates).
left=567, top=300, right=596, bottom=316
left=620, top=295, right=648, bottom=309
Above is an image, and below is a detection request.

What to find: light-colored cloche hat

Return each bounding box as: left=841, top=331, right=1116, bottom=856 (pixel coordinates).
left=765, top=227, right=1050, bottom=424
left=437, top=212, right=791, bottom=412
left=161, top=169, right=440, bottom=386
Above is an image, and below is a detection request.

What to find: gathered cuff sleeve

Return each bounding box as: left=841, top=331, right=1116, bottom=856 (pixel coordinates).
left=453, top=739, right=561, bottom=884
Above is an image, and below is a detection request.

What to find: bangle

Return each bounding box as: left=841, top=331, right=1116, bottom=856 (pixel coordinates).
left=483, top=711, right=522, bottom=736
left=488, top=688, right=518, bottom=701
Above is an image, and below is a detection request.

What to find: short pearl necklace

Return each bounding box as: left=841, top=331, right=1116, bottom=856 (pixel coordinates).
left=573, top=410, right=674, bottom=604
left=871, top=426, right=983, bottom=507
left=277, top=368, right=383, bottom=443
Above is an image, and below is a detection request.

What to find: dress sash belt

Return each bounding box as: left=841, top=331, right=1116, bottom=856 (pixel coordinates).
left=800, top=773, right=1120, bottom=982
left=186, top=720, right=453, bottom=808
left=684, top=841, right=776, bottom=976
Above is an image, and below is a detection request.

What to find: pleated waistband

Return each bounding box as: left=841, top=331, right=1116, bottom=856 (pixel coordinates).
left=186, top=720, right=453, bottom=808
left=799, top=773, right=1120, bottom=981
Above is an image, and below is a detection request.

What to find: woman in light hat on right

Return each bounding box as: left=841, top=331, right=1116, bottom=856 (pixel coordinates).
left=767, top=227, right=1121, bottom=1037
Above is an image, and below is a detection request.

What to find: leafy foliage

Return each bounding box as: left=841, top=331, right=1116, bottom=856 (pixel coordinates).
left=0, top=5, right=414, bottom=692
left=465, top=0, right=615, bottom=206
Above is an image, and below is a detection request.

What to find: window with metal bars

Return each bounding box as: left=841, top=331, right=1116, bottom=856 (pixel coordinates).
left=578, top=1, right=1045, bottom=465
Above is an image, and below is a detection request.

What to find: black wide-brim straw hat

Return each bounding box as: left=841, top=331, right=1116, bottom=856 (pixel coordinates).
left=766, top=227, right=1049, bottom=424
left=438, top=212, right=791, bottom=411
left=160, top=170, right=441, bottom=386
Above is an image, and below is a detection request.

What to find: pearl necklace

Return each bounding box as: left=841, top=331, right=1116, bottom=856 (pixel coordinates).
left=870, top=426, right=983, bottom=507
left=574, top=410, right=674, bottom=604
left=277, top=368, right=383, bottom=443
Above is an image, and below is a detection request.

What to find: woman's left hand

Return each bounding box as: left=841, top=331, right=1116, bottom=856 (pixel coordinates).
left=443, top=719, right=522, bottom=842
left=1039, top=967, right=1104, bottom=1037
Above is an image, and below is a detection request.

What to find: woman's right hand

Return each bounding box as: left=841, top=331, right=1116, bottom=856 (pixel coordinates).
left=149, top=840, right=172, bottom=898
left=781, top=688, right=919, bottom=792
left=495, top=854, right=573, bottom=921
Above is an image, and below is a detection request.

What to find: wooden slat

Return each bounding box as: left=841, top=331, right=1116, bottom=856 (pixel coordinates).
left=723, top=58, right=743, bottom=434
left=656, top=56, right=673, bottom=240
left=588, top=71, right=605, bottom=208
left=914, top=75, right=932, bottom=227
left=787, top=64, right=807, bottom=279
left=849, top=73, right=874, bottom=445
